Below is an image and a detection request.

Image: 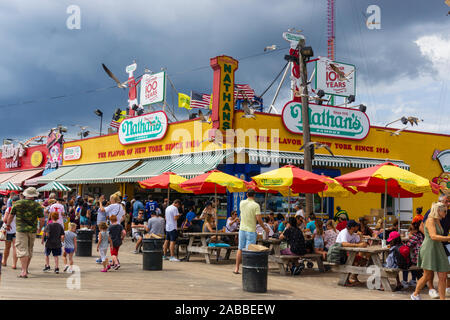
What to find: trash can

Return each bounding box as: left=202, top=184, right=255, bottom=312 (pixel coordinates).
left=142, top=238, right=164, bottom=270
left=76, top=229, right=93, bottom=257
left=242, top=250, right=269, bottom=293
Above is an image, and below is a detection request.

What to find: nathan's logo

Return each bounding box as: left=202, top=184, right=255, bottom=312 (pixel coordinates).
left=261, top=178, right=284, bottom=186
left=118, top=111, right=168, bottom=145
left=210, top=56, right=239, bottom=133
left=282, top=101, right=370, bottom=141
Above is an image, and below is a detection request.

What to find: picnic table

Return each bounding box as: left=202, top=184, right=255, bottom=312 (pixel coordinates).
left=336, top=245, right=398, bottom=291
left=183, top=232, right=239, bottom=264
left=258, top=238, right=326, bottom=275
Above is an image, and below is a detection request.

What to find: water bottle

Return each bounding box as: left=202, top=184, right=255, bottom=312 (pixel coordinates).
left=262, top=229, right=268, bottom=240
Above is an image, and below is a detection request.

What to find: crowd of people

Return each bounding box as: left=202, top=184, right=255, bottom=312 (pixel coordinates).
left=1, top=187, right=449, bottom=300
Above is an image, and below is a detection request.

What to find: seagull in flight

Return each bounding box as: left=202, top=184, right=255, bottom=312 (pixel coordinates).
left=198, top=110, right=211, bottom=123
left=300, top=142, right=334, bottom=156
left=102, top=64, right=128, bottom=89
left=329, top=63, right=354, bottom=81
left=264, top=45, right=277, bottom=52
left=201, top=137, right=223, bottom=147
left=241, top=102, right=257, bottom=119
left=376, top=127, right=408, bottom=136
left=385, top=116, right=423, bottom=127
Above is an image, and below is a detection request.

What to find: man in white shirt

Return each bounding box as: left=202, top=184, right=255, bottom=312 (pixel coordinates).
left=336, top=220, right=367, bottom=285
left=162, top=199, right=181, bottom=262
left=294, top=204, right=304, bottom=218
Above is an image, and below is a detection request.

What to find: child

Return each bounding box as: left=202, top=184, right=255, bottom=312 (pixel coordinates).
left=402, top=221, right=424, bottom=288
left=108, top=215, right=126, bottom=270
left=42, top=211, right=65, bottom=274
left=324, top=219, right=338, bottom=250
left=384, top=231, right=409, bottom=291
left=96, top=222, right=110, bottom=272
left=313, top=219, right=327, bottom=260
left=63, top=223, right=77, bottom=273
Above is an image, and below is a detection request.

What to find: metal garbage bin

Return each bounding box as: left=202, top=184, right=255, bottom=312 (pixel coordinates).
left=76, top=229, right=93, bottom=257
left=142, top=238, right=164, bottom=270
left=242, top=249, right=269, bottom=293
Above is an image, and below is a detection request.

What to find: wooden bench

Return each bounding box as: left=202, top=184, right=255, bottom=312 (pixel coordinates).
left=186, top=245, right=238, bottom=263
left=269, top=253, right=325, bottom=275
left=383, top=265, right=422, bottom=276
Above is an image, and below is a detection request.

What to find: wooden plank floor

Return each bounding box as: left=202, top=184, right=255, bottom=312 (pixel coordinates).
left=0, top=238, right=432, bottom=300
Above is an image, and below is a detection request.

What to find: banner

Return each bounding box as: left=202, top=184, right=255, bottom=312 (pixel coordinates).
left=140, top=71, right=166, bottom=106
left=314, top=57, right=356, bottom=98
left=178, top=93, right=191, bottom=110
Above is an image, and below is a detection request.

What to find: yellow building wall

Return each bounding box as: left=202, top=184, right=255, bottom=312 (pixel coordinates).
left=63, top=110, right=449, bottom=219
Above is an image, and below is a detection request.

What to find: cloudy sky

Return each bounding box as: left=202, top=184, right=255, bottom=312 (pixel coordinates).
left=0, top=0, right=449, bottom=141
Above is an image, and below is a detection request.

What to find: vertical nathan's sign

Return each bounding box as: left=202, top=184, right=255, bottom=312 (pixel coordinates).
left=210, top=56, right=239, bottom=133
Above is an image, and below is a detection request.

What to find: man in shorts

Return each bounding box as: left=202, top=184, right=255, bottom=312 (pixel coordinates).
left=5, top=187, right=44, bottom=278
left=131, top=209, right=146, bottom=253
left=162, top=199, right=181, bottom=262
left=233, top=189, right=270, bottom=274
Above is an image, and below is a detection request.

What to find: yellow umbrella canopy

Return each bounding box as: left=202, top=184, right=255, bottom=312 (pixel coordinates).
left=180, top=170, right=248, bottom=194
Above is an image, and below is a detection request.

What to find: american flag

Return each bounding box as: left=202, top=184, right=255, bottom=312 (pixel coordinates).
left=110, top=120, right=120, bottom=129
left=234, top=84, right=255, bottom=101
left=191, top=91, right=211, bottom=109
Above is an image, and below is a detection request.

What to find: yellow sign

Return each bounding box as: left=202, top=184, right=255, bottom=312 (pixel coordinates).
left=30, top=150, right=43, bottom=167
left=210, top=56, right=239, bottom=133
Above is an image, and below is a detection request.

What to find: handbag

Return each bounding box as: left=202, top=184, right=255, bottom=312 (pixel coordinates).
left=0, top=224, right=7, bottom=241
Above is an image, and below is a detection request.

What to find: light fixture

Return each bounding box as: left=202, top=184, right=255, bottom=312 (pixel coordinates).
left=94, top=109, right=103, bottom=136
left=113, top=108, right=122, bottom=121
left=317, top=90, right=325, bottom=98
left=300, top=46, right=314, bottom=59
left=357, top=104, right=367, bottom=113
left=347, top=95, right=356, bottom=104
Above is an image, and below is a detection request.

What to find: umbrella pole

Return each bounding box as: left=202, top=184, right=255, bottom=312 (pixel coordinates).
left=167, top=187, right=170, bottom=203
left=264, top=192, right=268, bottom=215
left=397, top=192, right=400, bottom=233
left=321, top=191, right=324, bottom=221
left=288, top=188, right=291, bottom=218
left=383, top=180, right=388, bottom=243
left=215, top=184, right=218, bottom=240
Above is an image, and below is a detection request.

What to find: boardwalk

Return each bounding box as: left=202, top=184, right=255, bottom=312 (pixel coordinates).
left=0, top=238, right=433, bottom=300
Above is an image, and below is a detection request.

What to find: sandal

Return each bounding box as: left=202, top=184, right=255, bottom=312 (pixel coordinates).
left=17, top=274, right=28, bottom=278
left=233, top=271, right=240, bottom=274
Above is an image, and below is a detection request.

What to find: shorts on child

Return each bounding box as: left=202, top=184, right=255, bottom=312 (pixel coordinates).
left=64, top=247, right=75, bottom=254
left=110, top=246, right=120, bottom=256
left=99, top=248, right=108, bottom=262
left=45, top=248, right=62, bottom=256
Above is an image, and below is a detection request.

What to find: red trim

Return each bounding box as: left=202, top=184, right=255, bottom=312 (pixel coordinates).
left=280, top=101, right=370, bottom=141
left=370, top=125, right=450, bottom=138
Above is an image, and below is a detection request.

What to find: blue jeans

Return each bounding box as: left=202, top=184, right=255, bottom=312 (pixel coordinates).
left=238, top=230, right=257, bottom=250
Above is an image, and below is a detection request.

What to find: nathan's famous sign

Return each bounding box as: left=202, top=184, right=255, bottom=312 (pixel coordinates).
left=118, top=110, right=168, bottom=145
left=210, top=55, right=239, bottom=133
left=282, top=101, right=370, bottom=141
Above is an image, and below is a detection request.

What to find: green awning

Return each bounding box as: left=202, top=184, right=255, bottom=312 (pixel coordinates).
left=247, top=149, right=410, bottom=170
left=37, top=166, right=77, bottom=184
left=56, top=160, right=140, bottom=185
left=115, top=158, right=173, bottom=183
left=160, top=150, right=234, bottom=178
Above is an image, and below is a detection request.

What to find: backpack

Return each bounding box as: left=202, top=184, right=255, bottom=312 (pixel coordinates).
left=327, top=243, right=347, bottom=264
left=394, top=245, right=411, bottom=270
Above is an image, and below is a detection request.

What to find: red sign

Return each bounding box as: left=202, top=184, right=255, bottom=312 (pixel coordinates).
left=0, top=144, right=48, bottom=171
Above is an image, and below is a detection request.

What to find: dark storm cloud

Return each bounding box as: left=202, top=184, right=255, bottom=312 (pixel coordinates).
left=0, top=0, right=448, bottom=140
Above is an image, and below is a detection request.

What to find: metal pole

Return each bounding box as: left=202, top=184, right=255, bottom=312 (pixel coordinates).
left=287, top=188, right=291, bottom=217
left=397, top=192, right=401, bottom=232
left=297, top=39, right=313, bottom=217
left=215, top=184, right=218, bottom=239
left=383, top=180, right=388, bottom=243
left=264, top=191, right=268, bottom=215
left=100, top=114, right=103, bottom=136
left=268, top=62, right=291, bottom=114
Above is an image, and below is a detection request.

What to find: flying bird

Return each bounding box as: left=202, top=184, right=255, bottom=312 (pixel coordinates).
left=264, top=45, right=277, bottom=52
left=201, top=137, right=223, bottom=147
left=102, top=64, right=128, bottom=89
left=376, top=127, right=408, bottom=136
left=241, top=102, right=257, bottom=119
left=329, top=63, right=354, bottom=81
left=198, top=110, right=211, bottom=123
left=405, top=116, right=423, bottom=126
left=299, top=142, right=334, bottom=157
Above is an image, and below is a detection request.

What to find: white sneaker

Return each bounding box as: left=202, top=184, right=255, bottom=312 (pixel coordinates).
left=429, top=289, right=439, bottom=299
left=446, top=287, right=450, bottom=297
left=169, top=257, right=180, bottom=262
left=410, top=293, right=421, bottom=300
left=401, top=281, right=409, bottom=289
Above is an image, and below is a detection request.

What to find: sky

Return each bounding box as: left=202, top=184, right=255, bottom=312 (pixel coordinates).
left=0, top=0, right=449, bottom=142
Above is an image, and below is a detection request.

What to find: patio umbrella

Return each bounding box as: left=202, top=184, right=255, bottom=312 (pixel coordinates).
left=37, top=181, right=71, bottom=192
left=138, top=172, right=192, bottom=203
left=251, top=165, right=331, bottom=216
left=318, top=177, right=357, bottom=220
left=335, top=162, right=439, bottom=242
left=0, top=181, right=22, bottom=192
left=244, top=180, right=296, bottom=215
left=179, top=170, right=248, bottom=238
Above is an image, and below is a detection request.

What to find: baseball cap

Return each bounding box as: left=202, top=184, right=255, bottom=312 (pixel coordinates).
left=346, top=220, right=359, bottom=228
left=387, top=231, right=400, bottom=242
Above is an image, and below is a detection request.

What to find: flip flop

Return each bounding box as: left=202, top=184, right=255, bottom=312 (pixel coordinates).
left=17, top=274, right=28, bottom=278
left=233, top=271, right=240, bottom=274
